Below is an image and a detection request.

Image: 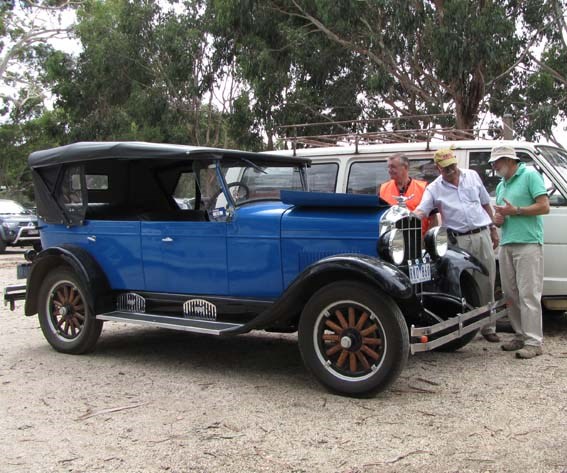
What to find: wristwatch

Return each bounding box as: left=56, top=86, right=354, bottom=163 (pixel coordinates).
left=516, top=206, right=522, bottom=216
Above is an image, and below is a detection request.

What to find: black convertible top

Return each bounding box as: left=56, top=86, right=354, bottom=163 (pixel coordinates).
left=28, top=141, right=311, bottom=168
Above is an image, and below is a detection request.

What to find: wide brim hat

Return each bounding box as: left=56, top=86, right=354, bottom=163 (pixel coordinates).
left=488, top=145, right=520, bottom=164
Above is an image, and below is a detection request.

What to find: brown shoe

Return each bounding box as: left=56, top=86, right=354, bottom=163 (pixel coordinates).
left=501, top=339, right=524, bottom=351
left=482, top=332, right=501, bottom=343
left=515, top=346, right=543, bottom=359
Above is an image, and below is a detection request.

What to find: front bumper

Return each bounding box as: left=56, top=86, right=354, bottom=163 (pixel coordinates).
left=6, top=226, right=40, bottom=245
left=410, top=298, right=507, bottom=353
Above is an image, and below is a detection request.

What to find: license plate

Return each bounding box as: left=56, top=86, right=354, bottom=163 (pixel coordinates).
left=409, top=262, right=431, bottom=284
left=27, top=229, right=39, bottom=235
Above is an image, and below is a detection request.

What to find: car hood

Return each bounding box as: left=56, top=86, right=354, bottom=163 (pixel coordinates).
left=0, top=214, right=38, bottom=226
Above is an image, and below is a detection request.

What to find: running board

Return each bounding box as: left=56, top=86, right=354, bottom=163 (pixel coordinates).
left=96, top=311, right=244, bottom=335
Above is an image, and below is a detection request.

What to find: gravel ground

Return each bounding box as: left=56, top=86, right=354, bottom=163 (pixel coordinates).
left=1, top=248, right=567, bottom=473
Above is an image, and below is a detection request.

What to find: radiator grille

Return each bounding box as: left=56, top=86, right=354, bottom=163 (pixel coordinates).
left=396, top=216, right=422, bottom=264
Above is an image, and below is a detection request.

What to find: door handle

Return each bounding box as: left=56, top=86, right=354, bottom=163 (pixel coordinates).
left=87, top=235, right=96, bottom=242
left=162, top=237, right=173, bottom=242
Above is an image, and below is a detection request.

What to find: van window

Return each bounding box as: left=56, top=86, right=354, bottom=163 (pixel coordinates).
left=307, top=163, right=338, bottom=193
left=347, top=159, right=437, bottom=195
left=469, top=151, right=564, bottom=205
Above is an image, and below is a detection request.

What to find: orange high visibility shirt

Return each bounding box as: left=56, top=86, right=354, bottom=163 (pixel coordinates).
left=379, top=178, right=430, bottom=233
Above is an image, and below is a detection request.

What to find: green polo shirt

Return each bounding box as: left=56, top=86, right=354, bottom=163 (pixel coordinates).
left=495, top=163, right=547, bottom=245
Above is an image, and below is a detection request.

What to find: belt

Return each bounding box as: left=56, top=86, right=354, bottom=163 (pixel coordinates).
left=448, top=226, right=488, bottom=236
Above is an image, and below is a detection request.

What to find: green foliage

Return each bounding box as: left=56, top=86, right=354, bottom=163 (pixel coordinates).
left=44, top=0, right=251, bottom=147
left=1, top=0, right=566, bottom=193
left=489, top=0, right=566, bottom=143
left=210, top=0, right=366, bottom=146
left=0, top=109, right=66, bottom=199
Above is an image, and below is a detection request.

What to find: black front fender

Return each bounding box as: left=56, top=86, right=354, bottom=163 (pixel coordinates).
left=226, top=254, right=412, bottom=334
left=428, top=247, right=487, bottom=297
left=24, top=245, right=111, bottom=316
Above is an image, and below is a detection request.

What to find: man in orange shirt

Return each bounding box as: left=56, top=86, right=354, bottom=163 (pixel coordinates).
left=379, top=153, right=437, bottom=232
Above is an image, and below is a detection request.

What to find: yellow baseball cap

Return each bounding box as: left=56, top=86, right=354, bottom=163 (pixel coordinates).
left=433, top=148, right=457, bottom=167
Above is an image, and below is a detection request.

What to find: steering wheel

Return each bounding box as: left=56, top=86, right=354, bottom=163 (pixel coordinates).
left=211, top=182, right=250, bottom=206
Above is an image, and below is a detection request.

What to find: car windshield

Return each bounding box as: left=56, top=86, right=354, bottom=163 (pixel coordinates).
left=537, top=146, right=567, bottom=188
left=0, top=200, right=27, bottom=215
left=220, top=161, right=306, bottom=205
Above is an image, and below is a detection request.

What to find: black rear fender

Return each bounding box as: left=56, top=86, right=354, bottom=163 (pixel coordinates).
left=25, top=245, right=112, bottom=316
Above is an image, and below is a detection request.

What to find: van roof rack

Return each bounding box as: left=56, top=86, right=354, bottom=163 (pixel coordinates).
left=273, top=115, right=506, bottom=155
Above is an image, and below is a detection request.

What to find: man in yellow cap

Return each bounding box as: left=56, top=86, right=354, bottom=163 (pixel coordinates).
left=413, top=148, right=500, bottom=342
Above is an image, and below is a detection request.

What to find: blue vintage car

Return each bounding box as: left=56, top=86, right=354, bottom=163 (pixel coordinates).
left=4, top=142, right=506, bottom=396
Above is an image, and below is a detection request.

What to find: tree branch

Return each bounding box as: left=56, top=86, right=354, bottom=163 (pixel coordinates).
left=486, top=26, right=548, bottom=89
left=551, top=0, right=567, bottom=50
left=274, top=0, right=439, bottom=106
left=528, top=53, right=567, bottom=87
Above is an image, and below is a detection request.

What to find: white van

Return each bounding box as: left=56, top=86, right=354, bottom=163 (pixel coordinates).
left=269, top=140, right=567, bottom=311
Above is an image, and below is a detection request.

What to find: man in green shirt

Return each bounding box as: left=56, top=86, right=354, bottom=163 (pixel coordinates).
left=490, top=145, right=550, bottom=359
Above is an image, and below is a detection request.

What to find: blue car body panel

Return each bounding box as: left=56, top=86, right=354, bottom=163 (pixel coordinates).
left=39, top=193, right=389, bottom=299
left=40, top=219, right=144, bottom=289
left=227, top=202, right=290, bottom=298
left=281, top=206, right=384, bottom=288
left=141, top=221, right=228, bottom=294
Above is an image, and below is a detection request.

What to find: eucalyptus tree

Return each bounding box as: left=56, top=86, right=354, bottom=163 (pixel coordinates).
left=0, top=0, right=74, bottom=118
left=212, top=0, right=563, bottom=141
left=490, top=0, right=567, bottom=145
left=210, top=0, right=367, bottom=148
left=45, top=0, right=251, bottom=147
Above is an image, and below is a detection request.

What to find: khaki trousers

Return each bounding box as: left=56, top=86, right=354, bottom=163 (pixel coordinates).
left=498, top=244, right=544, bottom=347
left=452, top=228, right=496, bottom=334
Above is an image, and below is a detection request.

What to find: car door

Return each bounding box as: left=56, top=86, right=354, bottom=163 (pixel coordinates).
left=141, top=166, right=229, bottom=295
left=141, top=220, right=228, bottom=295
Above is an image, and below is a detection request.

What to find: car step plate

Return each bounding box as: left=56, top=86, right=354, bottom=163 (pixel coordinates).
left=97, top=311, right=243, bottom=335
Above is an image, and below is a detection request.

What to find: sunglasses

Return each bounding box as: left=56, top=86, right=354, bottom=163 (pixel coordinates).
left=440, top=164, right=457, bottom=174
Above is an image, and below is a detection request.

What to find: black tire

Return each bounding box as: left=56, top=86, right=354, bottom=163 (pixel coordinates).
left=32, top=241, right=42, bottom=252
left=434, top=276, right=481, bottom=352
left=298, top=281, right=409, bottom=397
left=0, top=239, right=6, bottom=253
left=37, top=267, right=103, bottom=354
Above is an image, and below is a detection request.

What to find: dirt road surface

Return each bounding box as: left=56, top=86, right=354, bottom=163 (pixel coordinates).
left=1, top=249, right=567, bottom=473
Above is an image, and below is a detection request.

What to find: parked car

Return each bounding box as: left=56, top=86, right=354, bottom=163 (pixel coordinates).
left=0, top=199, right=42, bottom=253
left=270, top=140, right=567, bottom=313
left=3, top=142, right=506, bottom=396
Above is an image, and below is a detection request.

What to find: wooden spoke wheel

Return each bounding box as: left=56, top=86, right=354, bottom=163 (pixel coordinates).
left=47, top=282, right=86, bottom=340
left=299, top=281, right=409, bottom=397
left=318, top=304, right=384, bottom=379
left=38, top=268, right=103, bottom=354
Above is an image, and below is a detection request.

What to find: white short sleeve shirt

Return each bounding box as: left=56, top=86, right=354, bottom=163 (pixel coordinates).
left=416, top=169, right=492, bottom=232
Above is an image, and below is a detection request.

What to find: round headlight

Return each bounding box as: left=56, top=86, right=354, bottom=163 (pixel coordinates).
left=388, top=228, right=406, bottom=265
left=424, top=226, right=448, bottom=259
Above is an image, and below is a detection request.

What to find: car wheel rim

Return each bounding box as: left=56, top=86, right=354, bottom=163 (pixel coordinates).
left=313, top=300, right=387, bottom=382
left=46, top=280, right=86, bottom=341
